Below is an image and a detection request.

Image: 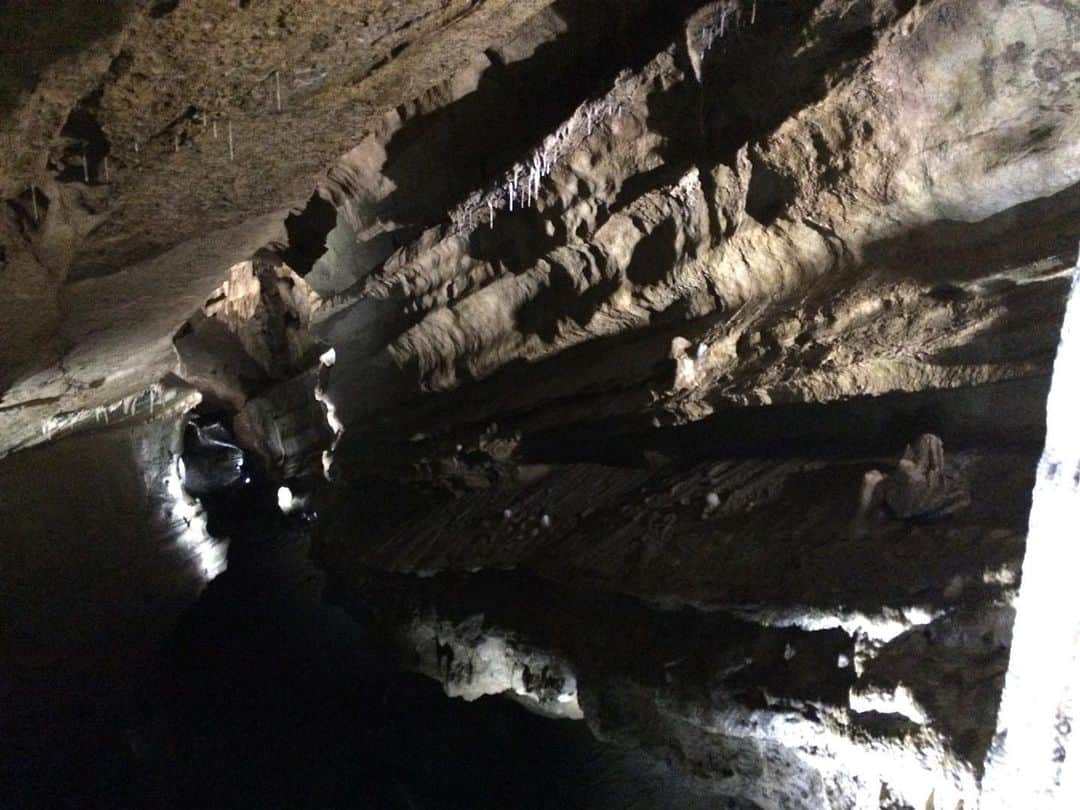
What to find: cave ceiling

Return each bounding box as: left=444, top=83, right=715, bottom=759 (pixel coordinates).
left=0, top=0, right=1075, bottom=472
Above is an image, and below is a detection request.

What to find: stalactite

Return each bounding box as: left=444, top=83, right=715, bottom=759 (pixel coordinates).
left=445, top=71, right=634, bottom=236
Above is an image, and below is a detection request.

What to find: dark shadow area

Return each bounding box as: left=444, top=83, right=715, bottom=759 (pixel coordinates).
left=0, top=422, right=726, bottom=810
left=625, top=219, right=679, bottom=286
left=607, top=164, right=691, bottom=223
left=699, top=1, right=881, bottom=162
left=927, top=279, right=1070, bottom=368
left=744, top=160, right=796, bottom=226
left=315, top=439, right=1029, bottom=773
left=371, top=0, right=710, bottom=274
left=282, top=193, right=338, bottom=276
left=515, top=257, right=622, bottom=342
left=333, top=567, right=854, bottom=710
left=147, top=0, right=180, bottom=19
left=520, top=375, right=1052, bottom=467
left=863, top=181, right=1080, bottom=285
left=47, top=87, right=112, bottom=186
left=327, top=313, right=689, bottom=475
left=5, top=185, right=51, bottom=232
left=122, top=535, right=724, bottom=809
left=54, top=92, right=111, bottom=182
left=568, top=0, right=885, bottom=246
left=0, top=0, right=136, bottom=118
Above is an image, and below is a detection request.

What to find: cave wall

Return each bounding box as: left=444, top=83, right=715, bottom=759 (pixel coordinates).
left=1, top=1, right=1078, bottom=808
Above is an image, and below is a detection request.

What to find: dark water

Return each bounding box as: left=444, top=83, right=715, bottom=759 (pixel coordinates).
left=0, top=415, right=728, bottom=809
left=2, top=516, right=720, bottom=810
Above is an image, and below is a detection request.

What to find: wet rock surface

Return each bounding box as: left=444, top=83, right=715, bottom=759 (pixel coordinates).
left=0, top=428, right=737, bottom=810
left=317, top=411, right=1034, bottom=808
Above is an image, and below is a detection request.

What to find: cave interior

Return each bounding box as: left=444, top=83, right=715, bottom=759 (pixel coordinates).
left=1, top=1, right=1079, bottom=808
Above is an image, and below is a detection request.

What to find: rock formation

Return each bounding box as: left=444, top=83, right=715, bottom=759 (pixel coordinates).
left=1, top=1, right=1078, bottom=807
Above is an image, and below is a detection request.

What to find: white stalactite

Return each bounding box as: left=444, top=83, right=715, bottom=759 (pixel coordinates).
left=446, top=73, right=634, bottom=235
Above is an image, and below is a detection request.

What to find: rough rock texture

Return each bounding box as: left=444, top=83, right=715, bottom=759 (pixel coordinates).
left=311, top=0, right=1078, bottom=480
left=1, top=1, right=1078, bottom=807
left=1, top=0, right=559, bottom=455
left=2, top=0, right=1076, bottom=465
left=320, top=420, right=1033, bottom=807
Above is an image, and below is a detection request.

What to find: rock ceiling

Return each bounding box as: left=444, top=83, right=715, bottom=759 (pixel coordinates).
left=1, top=0, right=1076, bottom=468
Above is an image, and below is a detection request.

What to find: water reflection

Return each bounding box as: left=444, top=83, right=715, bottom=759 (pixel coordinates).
left=163, top=459, right=227, bottom=581
left=1, top=415, right=720, bottom=809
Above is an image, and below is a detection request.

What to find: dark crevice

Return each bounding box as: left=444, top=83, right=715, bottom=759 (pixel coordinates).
left=744, top=158, right=796, bottom=226
left=53, top=89, right=111, bottom=185
left=519, top=376, right=1051, bottom=467
left=281, top=192, right=338, bottom=276
left=147, top=0, right=181, bottom=19
left=625, top=219, right=679, bottom=286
